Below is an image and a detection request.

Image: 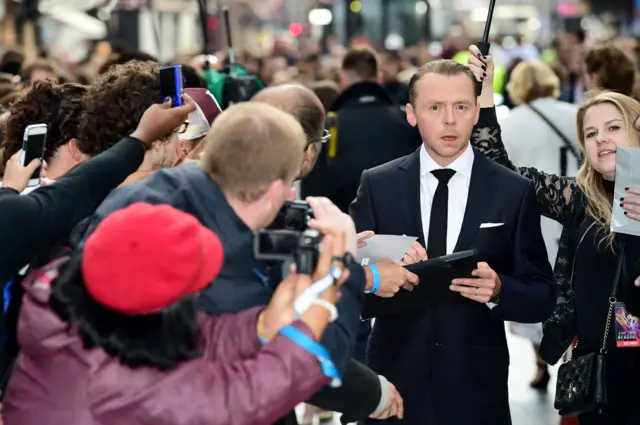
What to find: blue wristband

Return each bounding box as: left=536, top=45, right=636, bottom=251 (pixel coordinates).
left=367, top=264, right=381, bottom=294
left=279, top=325, right=342, bottom=388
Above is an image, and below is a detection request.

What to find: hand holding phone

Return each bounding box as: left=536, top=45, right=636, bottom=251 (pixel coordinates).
left=2, top=149, right=44, bottom=193
left=21, top=124, right=47, bottom=187
left=159, top=65, right=184, bottom=107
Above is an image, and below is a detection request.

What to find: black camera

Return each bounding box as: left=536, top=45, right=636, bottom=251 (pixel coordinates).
left=253, top=228, right=322, bottom=275
left=268, top=201, right=314, bottom=232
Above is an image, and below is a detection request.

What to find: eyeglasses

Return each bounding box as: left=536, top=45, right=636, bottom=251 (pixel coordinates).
left=309, top=129, right=331, bottom=145
left=178, top=120, right=189, bottom=134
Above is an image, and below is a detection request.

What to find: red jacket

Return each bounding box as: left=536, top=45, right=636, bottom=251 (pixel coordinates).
left=3, top=266, right=329, bottom=425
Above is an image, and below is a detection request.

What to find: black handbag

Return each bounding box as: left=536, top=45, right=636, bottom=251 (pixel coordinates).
left=554, top=236, right=626, bottom=417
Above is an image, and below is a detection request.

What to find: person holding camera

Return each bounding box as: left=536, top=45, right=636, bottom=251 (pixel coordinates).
left=82, top=101, right=402, bottom=422
left=2, top=201, right=353, bottom=425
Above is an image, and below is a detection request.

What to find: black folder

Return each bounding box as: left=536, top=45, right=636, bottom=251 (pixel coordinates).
left=361, top=250, right=478, bottom=319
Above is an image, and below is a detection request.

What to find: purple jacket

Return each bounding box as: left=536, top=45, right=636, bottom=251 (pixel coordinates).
left=3, top=265, right=329, bottom=425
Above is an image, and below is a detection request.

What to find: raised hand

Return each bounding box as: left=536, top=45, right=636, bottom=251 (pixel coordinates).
left=130, top=94, right=197, bottom=147
left=467, top=44, right=495, bottom=95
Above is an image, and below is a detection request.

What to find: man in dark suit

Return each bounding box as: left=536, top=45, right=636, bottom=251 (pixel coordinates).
left=349, top=59, right=555, bottom=425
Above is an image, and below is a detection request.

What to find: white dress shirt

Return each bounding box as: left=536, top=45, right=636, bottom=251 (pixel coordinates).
left=420, top=143, right=496, bottom=308
left=419, top=142, right=474, bottom=255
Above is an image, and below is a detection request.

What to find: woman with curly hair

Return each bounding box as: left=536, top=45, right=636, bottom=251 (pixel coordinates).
left=1, top=81, right=88, bottom=180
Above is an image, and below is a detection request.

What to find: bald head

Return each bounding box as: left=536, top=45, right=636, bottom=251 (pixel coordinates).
left=252, top=84, right=325, bottom=142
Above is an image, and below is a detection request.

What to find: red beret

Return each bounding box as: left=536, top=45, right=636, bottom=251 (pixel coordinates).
left=82, top=202, right=224, bottom=315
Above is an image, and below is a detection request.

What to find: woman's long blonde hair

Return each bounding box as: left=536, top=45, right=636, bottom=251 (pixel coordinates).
left=576, top=91, right=640, bottom=244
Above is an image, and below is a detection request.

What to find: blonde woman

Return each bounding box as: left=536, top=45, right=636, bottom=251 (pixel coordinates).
left=469, top=46, right=640, bottom=424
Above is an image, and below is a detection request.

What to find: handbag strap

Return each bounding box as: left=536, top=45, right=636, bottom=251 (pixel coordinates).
left=599, top=235, right=627, bottom=353
left=526, top=102, right=581, bottom=161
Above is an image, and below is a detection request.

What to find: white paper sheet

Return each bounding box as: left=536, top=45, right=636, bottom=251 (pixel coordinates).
left=612, top=147, right=640, bottom=236
left=356, top=235, right=418, bottom=265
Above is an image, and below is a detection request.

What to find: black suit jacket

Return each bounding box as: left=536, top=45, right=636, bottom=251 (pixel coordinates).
left=349, top=148, right=555, bottom=425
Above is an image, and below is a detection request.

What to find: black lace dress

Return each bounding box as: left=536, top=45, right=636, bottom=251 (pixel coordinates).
left=471, top=108, right=640, bottom=424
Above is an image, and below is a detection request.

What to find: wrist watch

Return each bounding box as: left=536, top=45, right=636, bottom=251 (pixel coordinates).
left=489, top=291, right=501, bottom=304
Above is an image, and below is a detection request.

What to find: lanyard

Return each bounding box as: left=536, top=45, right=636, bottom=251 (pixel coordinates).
left=292, top=265, right=342, bottom=318
left=279, top=325, right=342, bottom=388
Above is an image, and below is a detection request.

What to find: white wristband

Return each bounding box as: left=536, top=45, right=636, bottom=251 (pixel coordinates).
left=310, top=299, right=338, bottom=322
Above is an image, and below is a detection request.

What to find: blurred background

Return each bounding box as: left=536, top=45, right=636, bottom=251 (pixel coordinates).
left=2, top=0, right=639, bottom=110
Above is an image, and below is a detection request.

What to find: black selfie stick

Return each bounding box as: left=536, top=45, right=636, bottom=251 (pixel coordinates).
left=476, top=0, right=497, bottom=96
left=196, top=0, right=209, bottom=67
left=223, top=6, right=237, bottom=79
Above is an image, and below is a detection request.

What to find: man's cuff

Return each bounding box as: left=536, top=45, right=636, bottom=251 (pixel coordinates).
left=370, top=375, right=390, bottom=417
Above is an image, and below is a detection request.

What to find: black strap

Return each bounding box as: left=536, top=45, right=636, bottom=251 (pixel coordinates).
left=526, top=103, right=581, bottom=162
left=611, top=235, right=627, bottom=299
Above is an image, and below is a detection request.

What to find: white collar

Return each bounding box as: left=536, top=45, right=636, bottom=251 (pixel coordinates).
left=419, top=142, right=474, bottom=179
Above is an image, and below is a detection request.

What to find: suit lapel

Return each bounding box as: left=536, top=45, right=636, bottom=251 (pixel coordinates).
left=454, top=150, right=497, bottom=252
left=398, top=149, right=426, bottom=245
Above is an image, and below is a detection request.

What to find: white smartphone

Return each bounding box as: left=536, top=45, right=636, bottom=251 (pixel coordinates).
left=21, top=123, right=47, bottom=187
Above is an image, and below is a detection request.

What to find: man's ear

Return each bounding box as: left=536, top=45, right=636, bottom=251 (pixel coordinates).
left=67, top=138, right=89, bottom=161
left=406, top=103, right=417, bottom=127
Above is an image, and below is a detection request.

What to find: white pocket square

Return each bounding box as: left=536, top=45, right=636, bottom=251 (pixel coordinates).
left=480, top=223, right=504, bottom=228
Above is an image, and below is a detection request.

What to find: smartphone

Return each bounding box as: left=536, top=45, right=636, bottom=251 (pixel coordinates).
left=159, top=65, right=184, bottom=107
left=253, top=230, right=300, bottom=262
left=21, top=124, right=47, bottom=187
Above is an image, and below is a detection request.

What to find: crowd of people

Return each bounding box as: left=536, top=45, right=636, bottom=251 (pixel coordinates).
left=0, top=27, right=638, bottom=425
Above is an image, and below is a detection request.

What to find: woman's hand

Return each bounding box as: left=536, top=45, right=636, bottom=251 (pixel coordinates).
left=467, top=45, right=494, bottom=89
left=467, top=44, right=495, bottom=107
left=2, top=149, right=44, bottom=193
left=621, top=188, right=640, bottom=221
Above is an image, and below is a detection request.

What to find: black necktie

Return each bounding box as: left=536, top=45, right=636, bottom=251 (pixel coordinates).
left=427, top=169, right=456, bottom=258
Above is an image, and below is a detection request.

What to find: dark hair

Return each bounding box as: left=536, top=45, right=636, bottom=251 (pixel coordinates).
left=180, top=64, right=207, bottom=88
left=408, top=60, right=476, bottom=106
left=49, top=255, right=202, bottom=370
left=585, top=44, right=636, bottom=96
left=1, top=81, right=87, bottom=166
left=292, top=94, right=325, bottom=143
left=79, top=60, right=161, bottom=155
left=98, top=51, right=159, bottom=75
left=342, top=47, right=379, bottom=81
left=309, top=80, right=340, bottom=111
